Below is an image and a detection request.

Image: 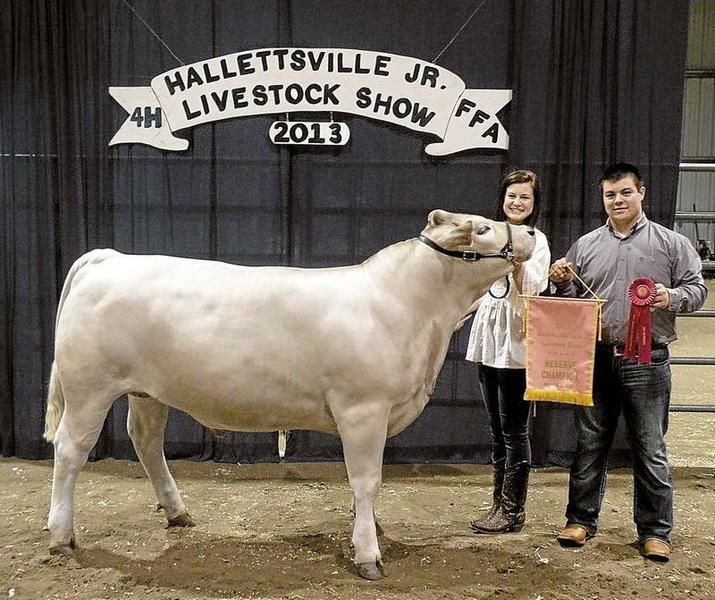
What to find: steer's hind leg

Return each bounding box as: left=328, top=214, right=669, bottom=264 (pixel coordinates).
left=48, top=393, right=115, bottom=555
left=335, top=403, right=389, bottom=580
left=127, top=395, right=193, bottom=527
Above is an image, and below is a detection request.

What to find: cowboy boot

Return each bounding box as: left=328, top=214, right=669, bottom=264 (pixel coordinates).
left=472, top=461, right=529, bottom=534
left=470, top=458, right=505, bottom=532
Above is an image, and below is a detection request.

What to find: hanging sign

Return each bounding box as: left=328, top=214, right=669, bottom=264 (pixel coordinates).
left=523, top=297, right=605, bottom=407
left=109, top=47, right=511, bottom=156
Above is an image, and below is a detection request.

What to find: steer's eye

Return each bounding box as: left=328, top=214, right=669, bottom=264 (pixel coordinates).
left=476, top=225, right=490, bottom=235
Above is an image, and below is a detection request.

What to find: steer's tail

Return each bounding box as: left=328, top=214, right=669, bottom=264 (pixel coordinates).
left=44, top=361, right=64, bottom=443
left=44, top=249, right=115, bottom=443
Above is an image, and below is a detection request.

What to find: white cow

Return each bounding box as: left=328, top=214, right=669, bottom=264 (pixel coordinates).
left=44, top=209, right=535, bottom=579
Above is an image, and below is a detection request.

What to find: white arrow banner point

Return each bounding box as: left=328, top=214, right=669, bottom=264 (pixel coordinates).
left=109, top=87, right=189, bottom=151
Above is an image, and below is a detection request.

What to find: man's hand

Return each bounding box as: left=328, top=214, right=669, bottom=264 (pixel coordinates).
left=652, top=283, right=671, bottom=310
left=549, top=258, right=573, bottom=284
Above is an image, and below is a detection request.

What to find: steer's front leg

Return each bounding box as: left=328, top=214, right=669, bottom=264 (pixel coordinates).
left=335, top=402, right=389, bottom=580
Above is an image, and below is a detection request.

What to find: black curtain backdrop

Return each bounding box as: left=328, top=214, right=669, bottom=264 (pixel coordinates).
left=0, top=0, right=689, bottom=466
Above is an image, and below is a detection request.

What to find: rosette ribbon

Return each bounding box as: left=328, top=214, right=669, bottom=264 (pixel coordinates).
left=624, top=277, right=657, bottom=364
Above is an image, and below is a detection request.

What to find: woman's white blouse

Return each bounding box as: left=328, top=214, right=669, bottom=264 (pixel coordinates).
left=465, top=228, right=551, bottom=369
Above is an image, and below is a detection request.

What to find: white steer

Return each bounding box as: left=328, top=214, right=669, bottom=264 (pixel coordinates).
left=44, top=209, right=535, bottom=579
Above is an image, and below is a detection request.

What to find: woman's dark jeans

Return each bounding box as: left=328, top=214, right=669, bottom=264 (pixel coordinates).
left=477, top=364, right=532, bottom=466
left=565, top=346, right=673, bottom=544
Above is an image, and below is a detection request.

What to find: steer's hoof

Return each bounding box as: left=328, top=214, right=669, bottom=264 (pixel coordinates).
left=167, top=512, right=195, bottom=528
left=356, top=560, right=385, bottom=580
left=49, top=537, right=76, bottom=556
left=49, top=544, right=75, bottom=556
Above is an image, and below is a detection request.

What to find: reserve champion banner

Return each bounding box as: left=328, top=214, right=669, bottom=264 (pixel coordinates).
left=523, top=297, right=604, bottom=407
left=109, top=47, right=512, bottom=156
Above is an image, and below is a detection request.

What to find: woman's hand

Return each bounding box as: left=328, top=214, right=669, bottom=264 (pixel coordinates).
left=454, top=314, right=472, bottom=331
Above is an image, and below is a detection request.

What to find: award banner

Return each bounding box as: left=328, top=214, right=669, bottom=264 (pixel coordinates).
left=109, top=48, right=511, bottom=155
left=523, top=297, right=604, bottom=407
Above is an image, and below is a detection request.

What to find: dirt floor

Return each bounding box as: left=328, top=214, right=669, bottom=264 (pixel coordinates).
left=1, top=459, right=714, bottom=600
left=2, top=286, right=714, bottom=600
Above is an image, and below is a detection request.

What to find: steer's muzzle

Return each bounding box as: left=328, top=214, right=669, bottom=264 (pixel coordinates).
left=511, top=224, right=536, bottom=263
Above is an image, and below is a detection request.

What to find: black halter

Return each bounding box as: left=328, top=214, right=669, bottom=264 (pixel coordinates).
left=417, top=222, right=515, bottom=263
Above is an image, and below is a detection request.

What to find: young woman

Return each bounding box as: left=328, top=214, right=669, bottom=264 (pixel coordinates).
left=465, top=169, right=551, bottom=533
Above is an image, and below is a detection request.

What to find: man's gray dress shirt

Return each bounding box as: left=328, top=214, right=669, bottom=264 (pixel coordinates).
left=553, top=215, right=707, bottom=345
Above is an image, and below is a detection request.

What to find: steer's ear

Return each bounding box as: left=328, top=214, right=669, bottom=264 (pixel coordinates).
left=427, top=209, right=451, bottom=227
left=449, top=220, right=474, bottom=246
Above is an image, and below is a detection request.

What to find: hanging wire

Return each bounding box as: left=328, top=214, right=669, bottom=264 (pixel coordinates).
left=121, top=0, right=185, bottom=66
left=432, top=0, right=490, bottom=64
left=122, top=0, right=488, bottom=69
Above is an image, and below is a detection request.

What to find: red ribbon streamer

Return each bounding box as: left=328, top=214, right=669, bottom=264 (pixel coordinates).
left=624, top=278, right=657, bottom=364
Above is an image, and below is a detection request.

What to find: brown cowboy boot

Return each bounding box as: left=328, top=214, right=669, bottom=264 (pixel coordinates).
left=472, top=461, right=529, bottom=534
left=470, top=458, right=505, bottom=532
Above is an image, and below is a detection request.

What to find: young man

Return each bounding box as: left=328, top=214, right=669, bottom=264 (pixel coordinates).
left=549, top=163, right=707, bottom=562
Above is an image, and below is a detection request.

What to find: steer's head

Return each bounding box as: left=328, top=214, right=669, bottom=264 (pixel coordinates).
left=421, top=209, right=536, bottom=267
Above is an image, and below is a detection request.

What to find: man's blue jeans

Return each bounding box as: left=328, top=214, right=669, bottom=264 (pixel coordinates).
left=565, top=345, right=673, bottom=544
